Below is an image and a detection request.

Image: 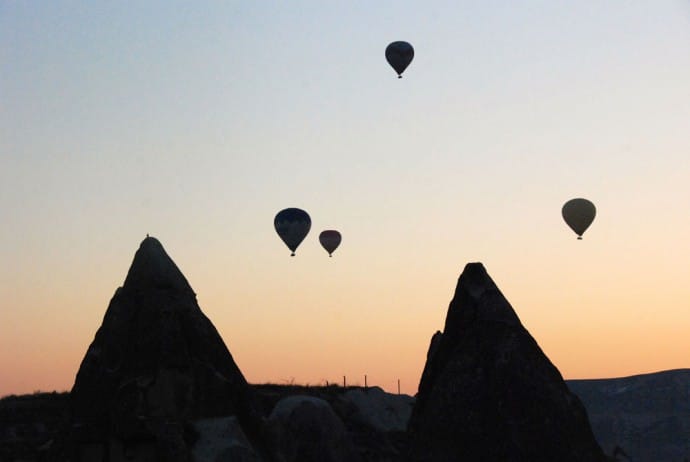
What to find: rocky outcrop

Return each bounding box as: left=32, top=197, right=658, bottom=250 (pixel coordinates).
left=69, top=237, right=261, bottom=460
left=268, top=395, right=361, bottom=462
left=406, top=262, right=609, bottom=462
left=192, top=416, right=261, bottom=462
left=252, top=384, right=411, bottom=462
left=340, top=387, right=414, bottom=433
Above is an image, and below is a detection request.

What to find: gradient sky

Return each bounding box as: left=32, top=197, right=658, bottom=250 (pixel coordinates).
left=1, top=1, right=689, bottom=397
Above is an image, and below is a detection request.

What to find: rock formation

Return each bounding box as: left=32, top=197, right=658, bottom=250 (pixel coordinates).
left=268, top=395, right=362, bottom=462
left=69, top=237, right=261, bottom=460
left=192, top=416, right=261, bottom=461
left=406, top=262, right=610, bottom=462
left=340, top=387, right=414, bottom=433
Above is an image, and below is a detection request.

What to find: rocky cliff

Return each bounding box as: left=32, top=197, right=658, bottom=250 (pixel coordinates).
left=406, top=262, right=609, bottom=462
left=69, top=237, right=261, bottom=460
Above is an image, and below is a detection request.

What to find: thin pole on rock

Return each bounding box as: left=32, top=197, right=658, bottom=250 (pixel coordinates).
left=343, top=375, right=346, bottom=388
left=365, top=374, right=368, bottom=390
left=398, top=379, right=401, bottom=395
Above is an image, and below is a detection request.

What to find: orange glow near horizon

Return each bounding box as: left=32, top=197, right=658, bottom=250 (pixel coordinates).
left=1, top=248, right=688, bottom=398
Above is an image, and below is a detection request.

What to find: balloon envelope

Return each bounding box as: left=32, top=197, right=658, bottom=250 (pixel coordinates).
left=385, top=41, right=414, bottom=78
left=319, top=230, right=342, bottom=257
left=562, top=198, right=596, bottom=239
left=274, top=208, right=311, bottom=256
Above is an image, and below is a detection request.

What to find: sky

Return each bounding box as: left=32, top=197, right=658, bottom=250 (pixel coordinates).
left=1, top=1, right=689, bottom=397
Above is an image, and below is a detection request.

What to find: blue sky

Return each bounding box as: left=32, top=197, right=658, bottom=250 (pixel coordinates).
left=1, top=1, right=689, bottom=395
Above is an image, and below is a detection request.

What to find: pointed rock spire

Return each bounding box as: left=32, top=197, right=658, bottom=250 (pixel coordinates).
left=122, top=236, right=193, bottom=292
left=70, top=237, right=259, bottom=458
left=407, top=263, right=609, bottom=462
left=441, top=262, right=520, bottom=338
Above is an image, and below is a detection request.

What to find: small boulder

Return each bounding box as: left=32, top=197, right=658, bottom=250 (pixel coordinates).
left=269, top=395, right=361, bottom=462
left=341, top=387, right=415, bottom=433
left=192, top=417, right=261, bottom=462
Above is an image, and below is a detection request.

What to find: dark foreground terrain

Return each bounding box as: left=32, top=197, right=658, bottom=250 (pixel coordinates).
left=2, top=370, right=689, bottom=461
left=1, top=383, right=413, bottom=462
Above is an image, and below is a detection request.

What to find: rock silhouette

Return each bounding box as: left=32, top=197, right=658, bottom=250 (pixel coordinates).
left=69, top=236, right=260, bottom=460
left=51, top=247, right=622, bottom=460
left=406, top=262, right=610, bottom=462
left=269, top=395, right=362, bottom=462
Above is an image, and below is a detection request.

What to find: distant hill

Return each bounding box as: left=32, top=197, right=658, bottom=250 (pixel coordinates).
left=567, top=369, right=690, bottom=462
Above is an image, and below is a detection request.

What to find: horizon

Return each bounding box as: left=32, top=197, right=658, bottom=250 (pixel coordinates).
left=4, top=365, right=690, bottom=400
left=2, top=1, right=689, bottom=397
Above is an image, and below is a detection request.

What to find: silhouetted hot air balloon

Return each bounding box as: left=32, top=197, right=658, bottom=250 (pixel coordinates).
left=274, top=208, right=311, bottom=256
left=562, top=198, right=596, bottom=240
left=385, top=41, right=414, bottom=78
left=319, top=230, right=341, bottom=257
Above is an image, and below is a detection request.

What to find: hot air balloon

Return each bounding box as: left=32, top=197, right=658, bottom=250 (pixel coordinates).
left=274, top=208, right=311, bottom=256
left=385, top=41, right=414, bottom=78
left=562, top=198, right=596, bottom=240
left=319, top=230, right=341, bottom=257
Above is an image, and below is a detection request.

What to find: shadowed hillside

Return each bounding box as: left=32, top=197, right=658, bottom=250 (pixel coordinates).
left=568, top=369, right=690, bottom=462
